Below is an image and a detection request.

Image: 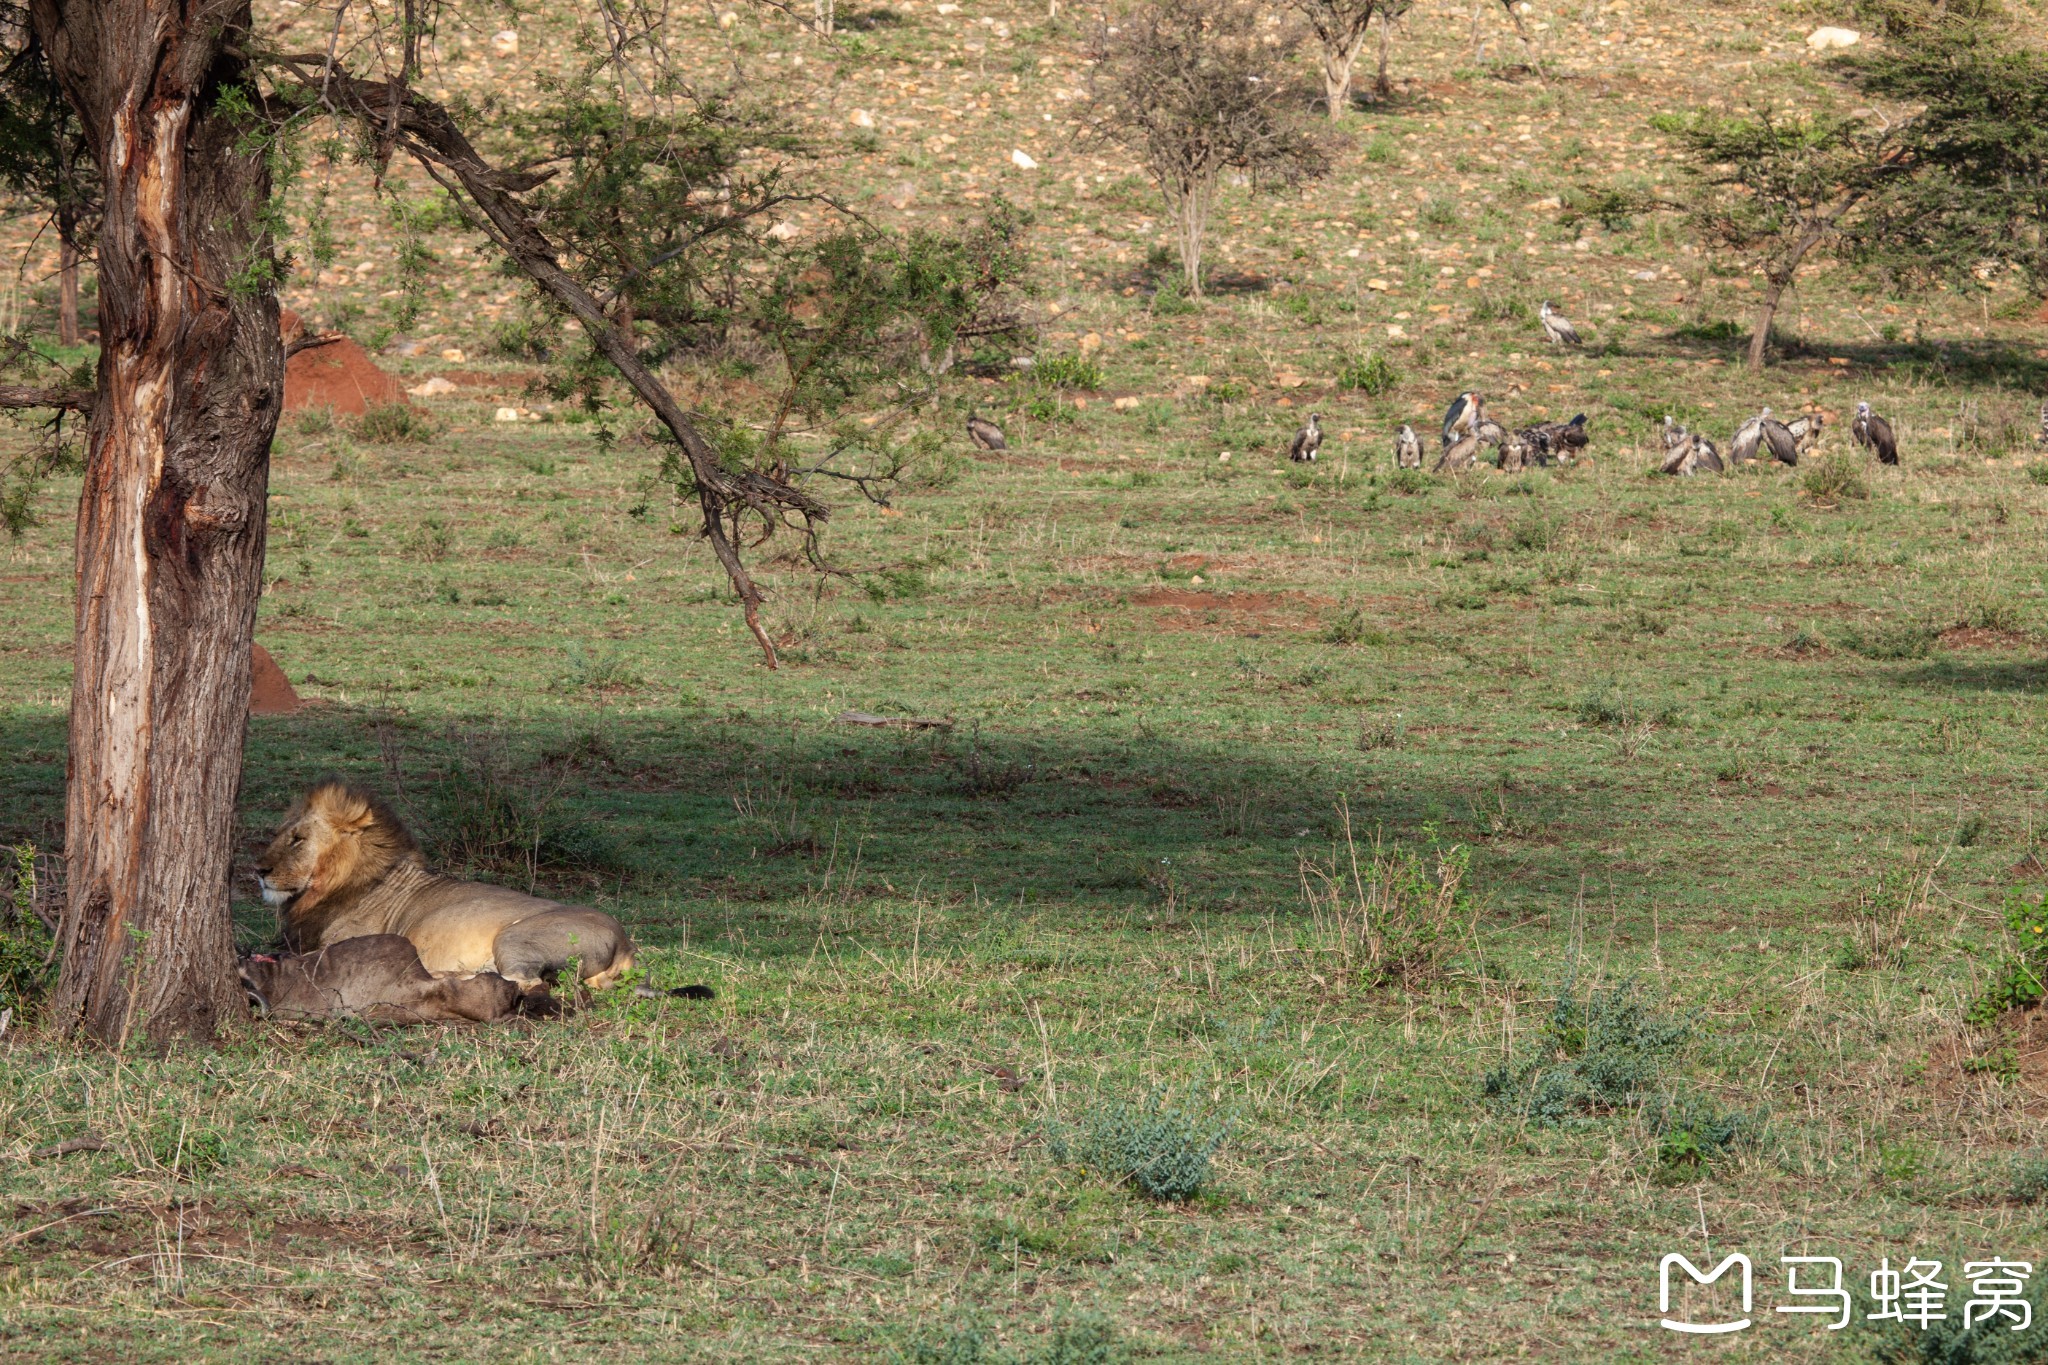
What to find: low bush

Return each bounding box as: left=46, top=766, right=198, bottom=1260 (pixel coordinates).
left=1299, top=803, right=1471, bottom=988
left=353, top=401, right=441, bottom=444
left=1482, top=980, right=1692, bottom=1124
left=1048, top=1086, right=1231, bottom=1202
left=1335, top=350, right=1398, bottom=395
left=2, top=843, right=57, bottom=1018
left=1798, top=450, right=1870, bottom=502
left=1967, top=888, right=2048, bottom=1026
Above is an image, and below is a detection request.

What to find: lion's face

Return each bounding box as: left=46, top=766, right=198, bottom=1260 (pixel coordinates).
left=255, top=782, right=410, bottom=922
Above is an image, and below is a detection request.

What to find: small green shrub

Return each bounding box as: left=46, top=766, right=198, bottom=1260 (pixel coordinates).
left=1150, top=273, right=1199, bottom=316
left=1320, top=607, right=1387, bottom=646
left=2025, top=462, right=2048, bottom=486
left=1385, top=467, right=1432, bottom=495
left=1335, top=350, right=1399, bottom=395
left=293, top=407, right=336, bottom=436
left=1048, top=1086, right=1231, bottom=1201
left=1482, top=980, right=1692, bottom=1125
left=1507, top=506, right=1561, bottom=551
left=1798, top=450, right=1869, bottom=502
left=2010, top=1152, right=2048, bottom=1203
left=403, top=515, right=454, bottom=562
left=865, top=566, right=934, bottom=601
left=1649, top=1093, right=1758, bottom=1179
left=1967, top=887, right=2048, bottom=1025
left=1959, top=593, right=2027, bottom=634
left=2, top=844, right=57, bottom=1019
left=1471, top=291, right=1530, bottom=323
left=353, top=402, right=441, bottom=444
left=1837, top=620, right=1939, bottom=660
left=1031, top=354, right=1104, bottom=391
left=891, top=1311, right=1127, bottom=1365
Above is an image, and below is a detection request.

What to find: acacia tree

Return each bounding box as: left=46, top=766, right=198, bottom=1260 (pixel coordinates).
left=1642, top=107, right=1887, bottom=369
left=1290, top=0, right=1376, bottom=120
left=1368, top=0, right=1414, bottom=101
left=1078, top=0, right=1326, bottom=299
left=0, top=0, right=1023, bottom=1043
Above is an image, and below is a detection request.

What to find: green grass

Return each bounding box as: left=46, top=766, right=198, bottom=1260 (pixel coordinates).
left=8, top=0, right=2048, bottom=1359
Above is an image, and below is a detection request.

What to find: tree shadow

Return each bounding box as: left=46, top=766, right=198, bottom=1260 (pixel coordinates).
left=0, top=701, right=1640, bottom=960
left=1903, top=656, right=2048, bottom=693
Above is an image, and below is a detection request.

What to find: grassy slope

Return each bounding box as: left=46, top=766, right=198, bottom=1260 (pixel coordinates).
left=6, top=0, right=2048, bottom=1360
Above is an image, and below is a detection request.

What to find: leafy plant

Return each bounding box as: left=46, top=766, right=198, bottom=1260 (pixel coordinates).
left=1048, top=1085, right=1231, bottom=1201
left=1482, top=980, right=1692, bottom=1125
left=403, top=515, right=454, bottom=562
left=1798, top=450, right=1870, bottom=502
left=1967, top=887, right=2048, bottom=1025
left=1836, top=619, right=1939, bottom=660
left=1299, top=802, right=1471, bottom=988
left=2, top=843, right=56, bottom=1018
left=1335, top=350, right=1398, bottom=395
left=1030, top=353, right=1104, bottom=391
left=353, top=401, right=441, bottom=444
left=1649, top=1092, right=1757, bottom=1179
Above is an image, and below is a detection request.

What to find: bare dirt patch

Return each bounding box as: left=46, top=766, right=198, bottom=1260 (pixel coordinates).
left=1939, top=626, right=2033, bottom=651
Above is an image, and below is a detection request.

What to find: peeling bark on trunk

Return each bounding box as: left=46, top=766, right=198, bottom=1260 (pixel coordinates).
left=31, top=0, right=282, bottom=1046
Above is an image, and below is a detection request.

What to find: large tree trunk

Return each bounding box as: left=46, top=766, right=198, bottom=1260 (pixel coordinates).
left=32, top=0, right=282, bottom=1046
left=1321, top=35, right=1368, bottom=120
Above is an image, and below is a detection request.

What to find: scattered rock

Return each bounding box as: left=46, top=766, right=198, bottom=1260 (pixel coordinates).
left=767, top=221, right=799, bottom=241
left=438, top=347, right=466, bottom=363
left=408, top=376, right=458, bottom=397
left=850, top=108, right=876, bottom=128
left=1806, top=26, right=1859, bottom=48
left=878, top=181, right=918, bottom=209
left=1010, top=148, right=1038, bottom=170
left=718, top=9, right=738, bottom=25
left=1113, top=396, right=1141, bottom=410
left=489, top=29, right=518, bottom=55
left=1365, top=278, right=1391, bottom=291
left=1079, top=331, right=1102, bottom=354
left=494, top=407, right=522, bottom=423
left=250, top=644, right=301, bottom=716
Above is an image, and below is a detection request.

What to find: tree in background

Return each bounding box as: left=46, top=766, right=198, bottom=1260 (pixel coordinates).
left=1290, top=0, right=1377, bottom=120
left=1369, top=0, right=1415, bottom=101
left=1078, top=0, right=1326, bottom=298
left=1653, top=107, right=1886, bottom=369
left=0, top=6, right=93, bottom=345
left=1839, top=8, right=2048, bottom=296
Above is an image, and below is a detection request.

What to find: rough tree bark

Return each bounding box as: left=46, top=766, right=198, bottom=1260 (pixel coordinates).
left=29, top=0, right=282, bottom=1045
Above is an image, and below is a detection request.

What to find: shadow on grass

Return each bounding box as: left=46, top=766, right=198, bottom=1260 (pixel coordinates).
left=0, top=701, right=1634, bottom=958
left=1904, top=656, right=2048, bottom=693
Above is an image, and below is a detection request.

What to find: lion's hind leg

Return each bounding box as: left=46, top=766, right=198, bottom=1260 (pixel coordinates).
left=493, top=909, right=635, bottom=989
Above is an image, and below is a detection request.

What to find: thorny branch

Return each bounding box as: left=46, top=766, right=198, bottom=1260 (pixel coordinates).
left=275, top=53, right=829, bottom=667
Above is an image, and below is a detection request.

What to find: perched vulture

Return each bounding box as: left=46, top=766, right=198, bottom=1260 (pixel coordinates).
left=1539, top=300, right=1583, bottom=347
left=1729, top=407, right=1771, bottom=464
left=966, top=414, right=1008, bottom=451
left=1661, top=415, right=1689, bottom=453
left=1288, top=412, right=1323, bottom=463
left=1690, top=434, right=1724, bottom=474
left=1442, top=391, right=1484, bottom=446
left=1498, top=429, right=1531, bottom=473
left=1785, top=412, right=1824, bottom=459
left=1474, top=417, right=1511, bottom=447
left=1435, top=431, right=1482, bottom=472
left=2038, top=401, right=2048, bottom=447
left=1659, top=437, right=1697, bottom=476
left=1395, top=424, right=1424, bottom=469
left=1525, top=413, right=1589, bottom=465
left=1760, top=414, right=1799, bottom=465
left=1852, top=402, right=1898, bottom=465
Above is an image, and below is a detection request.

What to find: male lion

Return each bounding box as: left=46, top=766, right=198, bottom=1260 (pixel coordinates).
left=256, top=780, right=635, bottom=989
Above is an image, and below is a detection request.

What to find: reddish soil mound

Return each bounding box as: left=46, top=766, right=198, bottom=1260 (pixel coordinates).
left=1939, top=626, right=2033, bottom=651
left=280, top=310, right=409, bottom=415
left=250, top=643, right=301, bottom=716
left=1930, top=1006, right=2048, bottom=1115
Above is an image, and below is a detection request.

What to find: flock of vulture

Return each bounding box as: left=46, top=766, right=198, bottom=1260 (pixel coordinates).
left=962, top=299, right=1956, bottom=478
left=1656, top=401, right=1898, bottom=475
